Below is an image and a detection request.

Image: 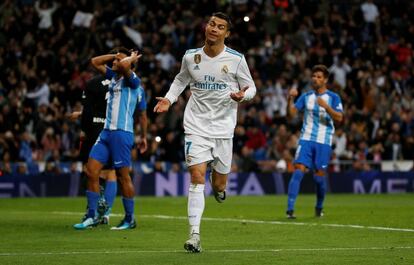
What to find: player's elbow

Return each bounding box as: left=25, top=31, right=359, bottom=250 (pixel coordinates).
left=90, top=58, right=100, bottom=69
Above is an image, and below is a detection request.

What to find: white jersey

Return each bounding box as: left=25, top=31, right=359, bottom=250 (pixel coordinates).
left=165, top=46, right=256, bottom=138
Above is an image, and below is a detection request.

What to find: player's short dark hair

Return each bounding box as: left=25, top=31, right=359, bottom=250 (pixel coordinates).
left=109, top=47, right=131, bottom=56
left=312, top=64, right=330, bottom=78
left=211, top=12, right=232, bottom=31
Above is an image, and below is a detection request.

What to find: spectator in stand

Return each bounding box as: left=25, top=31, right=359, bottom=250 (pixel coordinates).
left=0, top=0, right=412, bottom=175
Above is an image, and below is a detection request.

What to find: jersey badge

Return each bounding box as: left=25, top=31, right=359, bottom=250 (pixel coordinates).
left=221, top=65, right=229, bottom=74
left=194, top=54, right=201, bottom=64
left=193, top=65, right=200, bottom=70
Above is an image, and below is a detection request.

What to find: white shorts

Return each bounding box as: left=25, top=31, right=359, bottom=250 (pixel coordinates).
left=184, top=134, right=233, bottom=174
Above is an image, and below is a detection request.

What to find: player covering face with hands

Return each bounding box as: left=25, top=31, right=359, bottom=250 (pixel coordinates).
left=154, top=12, right=256, bottom=253
left=74, top=48, right=147, bottom=230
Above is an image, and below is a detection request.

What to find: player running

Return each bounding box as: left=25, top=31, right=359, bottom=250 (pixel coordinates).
left=154, top=12, right=256, bottom=253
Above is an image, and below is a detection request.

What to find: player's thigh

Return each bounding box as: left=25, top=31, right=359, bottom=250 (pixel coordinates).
left=109, top=130, right=134, bottom=168
left=313, top=143, right=332, bottom=171
left=294, top=140, right=313, bottom=169
left=89, top=131, right=110, bottom=166
left=211, top=138, right=233, bottom=174
left=184, top=134, right=214, bottom=168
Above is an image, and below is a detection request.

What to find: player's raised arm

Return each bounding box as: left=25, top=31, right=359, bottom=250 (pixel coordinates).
left=91, top=54, right=116, bottom=76
left=287, top=87, right=299, bottom=118
left=118, top=51, right=142, bottom=79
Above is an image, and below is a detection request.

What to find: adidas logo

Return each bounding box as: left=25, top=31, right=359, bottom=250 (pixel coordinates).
left=193, top=65, right=200, bottom=70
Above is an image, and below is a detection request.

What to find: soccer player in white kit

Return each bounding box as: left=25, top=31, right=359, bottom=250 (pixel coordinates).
left=154, top=12, right=256, bottom=253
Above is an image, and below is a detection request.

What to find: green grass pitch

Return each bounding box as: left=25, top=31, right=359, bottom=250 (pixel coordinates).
left=0, top=194, right=413, bottom=264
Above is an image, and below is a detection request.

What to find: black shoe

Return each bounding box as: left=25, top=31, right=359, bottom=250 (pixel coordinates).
left=315, top=207, right=324, bottom=217
left=214, top=190, right=226, bottom=203
left=286, top=210, right=296, bottom=219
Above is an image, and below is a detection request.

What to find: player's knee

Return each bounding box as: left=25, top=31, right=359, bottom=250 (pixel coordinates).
left=116, top=173, right=131, bottom=184
left=190, top=172, right=205, bottom=184
left=85, top=165, right=100, bottom=179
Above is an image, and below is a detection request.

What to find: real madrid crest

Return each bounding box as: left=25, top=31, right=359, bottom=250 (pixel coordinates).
left=221, top=65, right=229, bottom=74
left=194, top=54, right=201, bottom=64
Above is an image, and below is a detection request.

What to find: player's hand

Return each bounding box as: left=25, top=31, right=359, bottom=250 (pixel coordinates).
left=138, top=138, right=147, bottom=154
left=288, top=88, right=298, bottom=98
left=130, top=50, right=142, bottom=63
left=153, top=97, right=171, bottom=113
left=230, top=86, right=249, bottom=102
left=317, top=97, right=329, bottom=109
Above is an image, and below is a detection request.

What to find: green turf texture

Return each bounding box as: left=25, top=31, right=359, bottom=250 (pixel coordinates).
left=0, top=194, right=413, bottom=265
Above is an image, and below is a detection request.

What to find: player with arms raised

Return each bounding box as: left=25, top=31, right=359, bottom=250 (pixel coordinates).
left=74, top=48, right=146, bottom=230
left=154, top=12, right=256, bottom=253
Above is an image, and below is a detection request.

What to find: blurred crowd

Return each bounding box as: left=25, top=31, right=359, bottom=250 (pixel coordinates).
left=0, top=0, right=413, bottom=174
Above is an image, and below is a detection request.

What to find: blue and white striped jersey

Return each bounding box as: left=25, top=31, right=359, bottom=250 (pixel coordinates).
left=135, top=86, right=146, bottom=112
left=104, top=66, right=141, bottom=133
left=295, top=90, right=343, bottom=146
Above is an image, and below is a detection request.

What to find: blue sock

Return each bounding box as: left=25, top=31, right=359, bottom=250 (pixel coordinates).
left=314, top=175, right=326, bottom=209
left=86, top=190, right=100, bottom=218
left=287, top=170, right=304, bottom=211
left=122, top=197, right=134, bottom=222
left=104, top=180, right=117, bottom=211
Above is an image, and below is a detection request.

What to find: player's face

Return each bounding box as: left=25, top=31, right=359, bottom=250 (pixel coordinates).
left=112, top=53, right=127, bottom=72
left=205, top=16, right=230, bottom=45
left=311, top=71, right=327, bottom=90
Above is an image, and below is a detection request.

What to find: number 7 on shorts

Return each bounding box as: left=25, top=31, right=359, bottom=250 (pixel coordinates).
left=185, top=141, right=192, bottom=155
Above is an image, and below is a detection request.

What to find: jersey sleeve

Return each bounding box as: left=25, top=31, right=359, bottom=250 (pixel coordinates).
left=236, top=56, right=256, bottom=101
left=294, top=94, right=306, bottom=111
left=164, top=55, right=191, bottom=104
left=124, top=72, right=140, bottom=89
left=136, top=87, right=147, bottom=111
left=331, top=93, right=344, bottom=113
left=105, top=66, right=115, bottom=80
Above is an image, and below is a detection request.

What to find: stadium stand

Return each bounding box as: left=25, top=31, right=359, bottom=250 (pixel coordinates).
left=0, top=0, right=413, bottom=175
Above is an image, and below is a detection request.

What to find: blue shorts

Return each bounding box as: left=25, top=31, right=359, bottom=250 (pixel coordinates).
left=294, top=140, right=332, bottom=171
left=89, top=129, right=134, bottom=168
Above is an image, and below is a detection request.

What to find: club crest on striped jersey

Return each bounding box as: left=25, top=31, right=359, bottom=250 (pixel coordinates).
left=221, top=65, right=229, bottom=74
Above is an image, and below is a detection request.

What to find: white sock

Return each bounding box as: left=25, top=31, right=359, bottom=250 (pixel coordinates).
left=188, top=183, right=205, bottom=235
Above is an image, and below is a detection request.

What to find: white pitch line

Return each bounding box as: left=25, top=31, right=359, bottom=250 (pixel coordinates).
left=51, top=211, right=414, bottom=233
left=0, top=246, right=413, bottom=256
